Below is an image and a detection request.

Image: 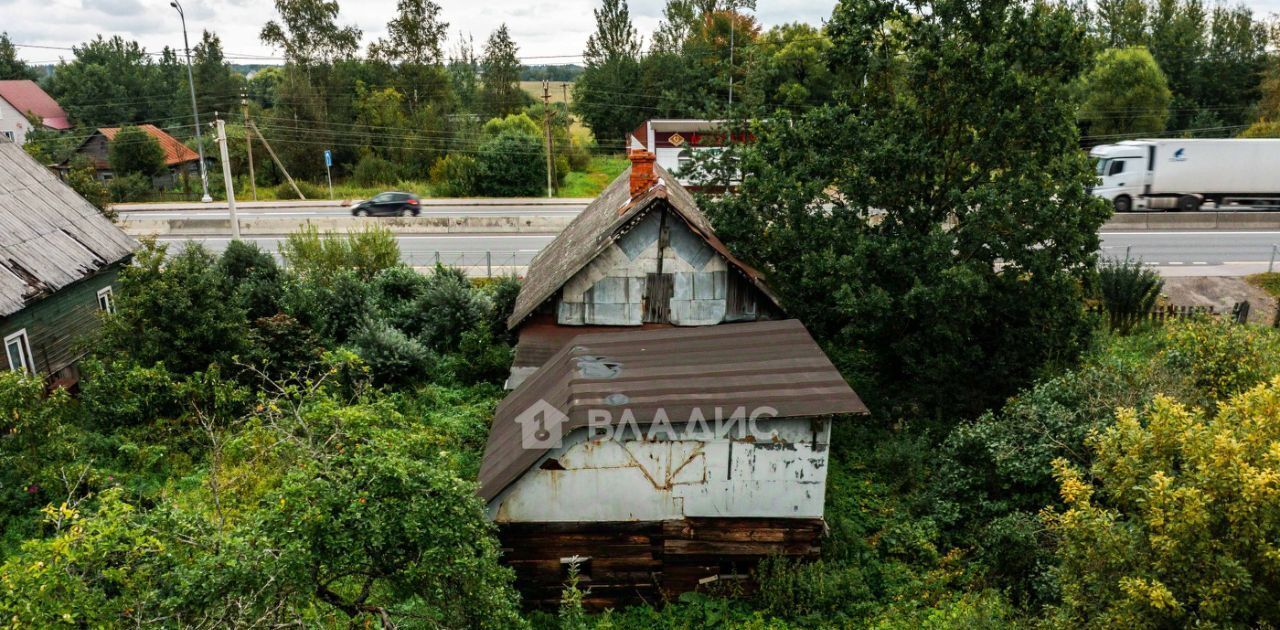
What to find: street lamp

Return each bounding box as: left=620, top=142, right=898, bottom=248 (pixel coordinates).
left=170, top=0, right=212, bottom=203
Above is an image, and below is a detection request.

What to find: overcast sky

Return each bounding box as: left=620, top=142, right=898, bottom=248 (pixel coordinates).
left=4, top=0, right=842, bottom=65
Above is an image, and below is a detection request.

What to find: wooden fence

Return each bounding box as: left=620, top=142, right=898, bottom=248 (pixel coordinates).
left=1091, top=301, right=1252, bottom=328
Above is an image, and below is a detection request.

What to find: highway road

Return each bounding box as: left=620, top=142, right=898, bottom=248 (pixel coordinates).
left=120, top=205, right=587, bottom=220
left=159, top=229, right=1280, bottom=277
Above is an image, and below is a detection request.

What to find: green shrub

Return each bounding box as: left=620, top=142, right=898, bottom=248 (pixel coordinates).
left=412, top=266, right=490, bottom=352
left=1160, top=317, right=1280, bottom=403
left=430, top=153, right=480, bottom=197
left=218, top=240, right=284, bottom=320
left=352, top=154, right=399, bottom=187
left=476, top=129, right=545, bottom=197
left=483, top=275, right=521, bottom=341
left=281, top=224, right=400, bottom=282
left=107, top=173, right=153, bottom=202
left=349, top=319, right=435, bottom=386
left=446, top=328, right=513, bottom=386
left=1097, top=257, right=1163, bottom=333
left=274, top=180, right=323, bottom=200
left=107, top=125, right=165, bottom=177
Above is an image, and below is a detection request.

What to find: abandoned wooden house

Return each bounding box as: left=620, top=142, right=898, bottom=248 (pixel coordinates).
left=480, top=152, right=868, bottom=609
left=504, top=150, right=784, bottom=390
left=0, top=137, right=137, bottom=387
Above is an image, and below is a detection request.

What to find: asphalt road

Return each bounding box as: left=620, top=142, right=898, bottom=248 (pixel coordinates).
left=120, top=203, right=587, bottom=220
left=162, top=230, right=1280, bottom=277
left=1099, top=230, right=1279, bottom=275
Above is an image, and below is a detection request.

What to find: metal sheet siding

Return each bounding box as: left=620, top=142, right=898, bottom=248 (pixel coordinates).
left=478, top=319, right=868, bottom=502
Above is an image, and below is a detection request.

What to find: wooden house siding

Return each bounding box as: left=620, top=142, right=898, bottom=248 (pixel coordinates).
left=0, top=266, right=117, bottom=378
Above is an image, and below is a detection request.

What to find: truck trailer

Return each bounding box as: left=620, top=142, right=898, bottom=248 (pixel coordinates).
left=1089, top=139, right=1280, bottom=212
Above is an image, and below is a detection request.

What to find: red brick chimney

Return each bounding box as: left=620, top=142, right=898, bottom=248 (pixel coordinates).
left=628, top=149, right=658, bottom=197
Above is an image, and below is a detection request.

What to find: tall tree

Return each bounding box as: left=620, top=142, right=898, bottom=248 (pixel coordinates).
left=260, top=0, right=362, bottom=65
left=0, top=32, right=37, bottom=81
left=1093, top=0, right=1149, bottom=46
left=190, top=31, right=245, bottom=120
left=1079, top=46, right=1172, bottom=138
left=574, top=0, right=645, bottom=146
left=703, top=0, right=1109, bottom=418
left=45, top=36, right=164, bottom=126
left=107, top=125, right=166, bottom=177
left=370, top=0, right=448, bottom=66
left=479, top=24, right=525, bottom=118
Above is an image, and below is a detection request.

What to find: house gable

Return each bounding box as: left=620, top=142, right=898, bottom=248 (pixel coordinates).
left=555, top=205, right=772, bottom=326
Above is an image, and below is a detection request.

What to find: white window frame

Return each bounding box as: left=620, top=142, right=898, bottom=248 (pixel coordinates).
left=4, top=329, right=34, bottom=375
left=96, top=286, right=115, bottom=313
left=0, top=131, right=13, bottom=142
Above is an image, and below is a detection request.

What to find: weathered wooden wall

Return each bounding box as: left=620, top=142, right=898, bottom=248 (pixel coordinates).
left=556, top=208, right=765, bottom=326
left=499, top=517, right=824, bottom=610
left=0, top=266, right=117, bottom=381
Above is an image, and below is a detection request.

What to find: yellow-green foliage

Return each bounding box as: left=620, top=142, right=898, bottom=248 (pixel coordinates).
left=1047, top=378, right=1280, bottom=627
left=1159, top=318, right=1280, bottom=403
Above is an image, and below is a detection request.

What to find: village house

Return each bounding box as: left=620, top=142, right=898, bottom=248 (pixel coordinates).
left=59, top=124, right=202, bottom=189
left=480, top=151, right=867, bottom=609
left=0, top=137, right=137, bottom=387
left=0, top=80, right=71, bottom=145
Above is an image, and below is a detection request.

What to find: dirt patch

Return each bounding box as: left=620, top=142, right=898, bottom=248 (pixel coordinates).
left=1161, top=276, right=1277, bottom=325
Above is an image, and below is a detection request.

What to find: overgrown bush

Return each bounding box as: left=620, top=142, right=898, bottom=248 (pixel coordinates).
left=218, top=240, right=284, bottom=320
left=351, top=154, right=400, bottom=187
left=107, top=172, right=153, bottom=202
left=413, top=266, right=490, bottom=352
left=1097, top=257, right=1163, bottom=333
left=349, top=319, right=435, bottom=386
left=273, top=180, right=323, bottom=200
left=281, top=224, right=400, bottom=282
left=429, top=153, right=480, bottom=197
left=1047, top=378, right=1280, bottom=627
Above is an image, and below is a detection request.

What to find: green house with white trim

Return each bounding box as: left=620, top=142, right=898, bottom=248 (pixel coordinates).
left=0, top=137, right=136, bottom=386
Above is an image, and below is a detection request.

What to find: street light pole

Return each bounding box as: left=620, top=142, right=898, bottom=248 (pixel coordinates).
left=171, top=0, right=212, bottom=203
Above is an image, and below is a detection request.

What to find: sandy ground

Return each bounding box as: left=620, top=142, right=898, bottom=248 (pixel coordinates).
left=1161, top=276, right=1277, bottom=326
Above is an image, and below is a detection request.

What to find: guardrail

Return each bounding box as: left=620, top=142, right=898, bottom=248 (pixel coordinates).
left=120, top=214, right=575, bottom=237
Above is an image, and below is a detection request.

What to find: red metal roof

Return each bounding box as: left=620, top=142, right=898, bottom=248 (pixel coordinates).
left=98, top=125, right=200, bottom=167
left=478, top=319, right=868, bottom=502
left=0, top=80, right=70, bottom=130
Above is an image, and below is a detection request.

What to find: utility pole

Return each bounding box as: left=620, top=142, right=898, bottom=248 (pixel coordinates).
left=542, top=79, right=554, bottom=198
left=247, top=121, right=305, bottom=200
left=214, top=117, right=241, bottom=240
left=728, top=10, right=734, bottom=106
left=561, top=83, right=569, bottom=104
left=170, top=0, right=211, bottom=203
left=241, top=90, right=257, bottom=201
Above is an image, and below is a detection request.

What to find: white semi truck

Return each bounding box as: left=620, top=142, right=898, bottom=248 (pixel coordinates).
left=1089, top=139, right=1280, bottom=212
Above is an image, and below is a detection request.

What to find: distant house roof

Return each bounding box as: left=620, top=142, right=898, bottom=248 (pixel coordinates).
left=506, top=162, right=781, bottom=329
left=0, top=140, right=137, bottom=317
left=0, top=80, right=71, bottom=130
left=99, top=125, right=201, bottom=167
left=477, top=319, right=869, bottom=502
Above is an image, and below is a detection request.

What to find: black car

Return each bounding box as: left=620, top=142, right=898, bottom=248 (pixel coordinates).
left=351, top=192, right=421, bottom=217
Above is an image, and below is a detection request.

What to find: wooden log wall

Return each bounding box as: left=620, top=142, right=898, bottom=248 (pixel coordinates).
left=497, top=518, right=824, bottom=610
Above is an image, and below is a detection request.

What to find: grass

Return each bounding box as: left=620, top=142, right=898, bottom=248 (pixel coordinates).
left=1246, top=272, right=1280, bottom=297
left=519, top=81, right=572, bottom=104
left=557, top=155, right=630, bottom=198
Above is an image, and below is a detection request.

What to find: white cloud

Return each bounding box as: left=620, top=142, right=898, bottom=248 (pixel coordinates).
left=7, top=0, right=841, bottom=64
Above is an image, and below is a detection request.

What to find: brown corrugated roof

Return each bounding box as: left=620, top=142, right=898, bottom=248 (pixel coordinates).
left=0, top=140, right=137, bottom=316
left=478, top=319, right=868, bottom=502
left=99, top=125, right=200, bottom=167
left=506, top=163, right=780, bottom=330
left=0, top=80, right=70, bottom=130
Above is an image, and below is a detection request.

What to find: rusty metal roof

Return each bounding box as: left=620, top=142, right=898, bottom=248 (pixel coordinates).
left=0, top=139, right=137, bottom=316
left=99, top=125, right=201, bottom=167
left=478, top=319, right=868, bottom=502
left=506, top=163, right=781, bottom=330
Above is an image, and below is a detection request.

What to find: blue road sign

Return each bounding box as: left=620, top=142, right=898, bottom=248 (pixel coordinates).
left=324, top=149, right=332, bottom=167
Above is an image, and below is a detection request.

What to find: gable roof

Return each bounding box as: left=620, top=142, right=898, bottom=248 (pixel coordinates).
left=0, top=140, right=137, bottom=317
left=0, top=80, right=70, bottom=130
left=478, top=319, right=869, bottom=502
left=507, top=163, right=780, bottom=329
left=98, top=125, right=201, bottom=167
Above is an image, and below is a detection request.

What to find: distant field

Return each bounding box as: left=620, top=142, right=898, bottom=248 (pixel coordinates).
left=520, top=80, right=573, bottom=104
